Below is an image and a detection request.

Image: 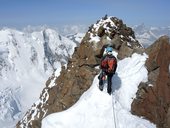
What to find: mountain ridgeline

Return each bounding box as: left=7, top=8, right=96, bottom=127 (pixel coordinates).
left=17, top=16, right=170, bottom=128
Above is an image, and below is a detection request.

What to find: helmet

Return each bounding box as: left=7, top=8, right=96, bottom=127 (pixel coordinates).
left=106, top=46, right=113, bottom=53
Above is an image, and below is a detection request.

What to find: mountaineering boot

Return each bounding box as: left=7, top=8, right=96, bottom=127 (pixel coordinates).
left=108, top=91, right=112, bottom=95
left=98, top=72, right=104, bottom=91
left=99, top=78, right=103, bottom=91
left=107, top=84, right=112, bottom=95
left=99, top=84, right=103, bottom=91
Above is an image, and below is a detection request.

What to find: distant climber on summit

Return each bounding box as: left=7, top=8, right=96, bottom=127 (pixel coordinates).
left=98, top=46, right=117, bottom=95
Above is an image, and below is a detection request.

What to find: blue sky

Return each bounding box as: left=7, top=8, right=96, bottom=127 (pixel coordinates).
left=0, top=0, right=170, bottom=28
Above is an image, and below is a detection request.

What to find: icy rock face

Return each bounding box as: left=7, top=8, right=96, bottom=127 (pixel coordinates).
left=42, top=29, right=77, bottom=70
left=0, top=88, right=21, bottom=123
left=0, top=28, right=77, bottom=127
left=0, top=28, right=76, bottom=77
left=17, top=16, right=142, bottom=128
left=131, top=36, right=170, bottom=128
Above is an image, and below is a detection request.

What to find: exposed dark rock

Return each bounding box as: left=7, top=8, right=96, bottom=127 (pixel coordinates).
left=117, top=42, right=134, bottom=59
left=97, top=26, right=105, bottom=37
left=167, top=107, right=170, bottom=128
left=131, top=36, right=170, bottom=128
left=110, top=34, right=123, bottom=50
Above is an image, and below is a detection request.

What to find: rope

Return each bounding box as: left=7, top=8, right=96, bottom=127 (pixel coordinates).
left=112, top=94, right=117, bottom=128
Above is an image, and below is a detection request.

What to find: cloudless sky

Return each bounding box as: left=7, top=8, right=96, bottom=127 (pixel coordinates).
left=0, top=0, right=170, bottom=28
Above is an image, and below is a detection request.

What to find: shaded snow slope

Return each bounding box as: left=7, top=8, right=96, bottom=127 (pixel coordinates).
left=42, top=53, right=156, bottom=128
left=67, top=33, right=85, bottom=45
left=0, top=28, right=77, bottom=127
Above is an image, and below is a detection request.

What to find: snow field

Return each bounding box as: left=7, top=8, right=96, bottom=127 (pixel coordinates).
left=42, top=53, right=156, bottom=128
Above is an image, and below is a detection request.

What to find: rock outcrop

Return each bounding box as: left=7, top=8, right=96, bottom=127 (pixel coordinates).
left=131, top=36, right=170, bottom=128
left=17, top=16, right=142, bottom=128
left=84, top=16, right=143, bottom=59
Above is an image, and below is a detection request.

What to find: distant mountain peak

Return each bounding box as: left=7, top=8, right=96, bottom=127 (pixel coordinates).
left=0, top=27, right=78, bottom=127
left=133, top=24, right=170, bottom=47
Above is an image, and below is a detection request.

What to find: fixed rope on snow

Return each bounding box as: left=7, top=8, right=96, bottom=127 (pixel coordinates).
left=112, top=94, right=118, bottom=128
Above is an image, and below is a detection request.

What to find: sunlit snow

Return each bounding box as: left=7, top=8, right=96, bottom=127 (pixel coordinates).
left=42, top=53, right=156, bottom=128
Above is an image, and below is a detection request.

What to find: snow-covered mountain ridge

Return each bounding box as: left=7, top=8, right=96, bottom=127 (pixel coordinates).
left=0, top=28, right=78, bottom=128
left=16, top=16, right=148, bottom=128
left=0, top=17, right=170, bottom=128
left=42, top=53, right=156, bottom=128
left=41, top=20, right=170, bottom=128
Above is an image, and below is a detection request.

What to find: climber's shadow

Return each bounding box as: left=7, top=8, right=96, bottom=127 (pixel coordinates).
left=112, top=72, right=121, bottom=92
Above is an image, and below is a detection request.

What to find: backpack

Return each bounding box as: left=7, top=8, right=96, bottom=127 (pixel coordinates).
left=101, top=55, right=117, bottom=74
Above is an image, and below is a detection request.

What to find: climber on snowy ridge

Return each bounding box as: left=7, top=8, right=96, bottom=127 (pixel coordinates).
left=98, top=45, right=117, bottom=95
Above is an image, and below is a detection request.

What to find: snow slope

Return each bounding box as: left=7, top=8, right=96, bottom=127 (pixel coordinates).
left=42, top=53, right=156, bottom=128
left=67, top=33, right=85, bottom=45
left=0, top=28, right=77, bottom=127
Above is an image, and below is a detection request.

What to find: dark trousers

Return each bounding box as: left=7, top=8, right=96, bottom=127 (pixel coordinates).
left=107, top=73, right=114, bottom=94
left=99, top=71, right=114, bottom=94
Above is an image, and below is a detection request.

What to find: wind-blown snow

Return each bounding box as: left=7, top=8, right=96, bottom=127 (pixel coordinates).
left=42, top=53, right=156, bottom=128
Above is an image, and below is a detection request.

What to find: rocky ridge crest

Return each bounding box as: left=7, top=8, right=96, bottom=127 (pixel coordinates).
left=17, top=16, right=143, bottom=128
